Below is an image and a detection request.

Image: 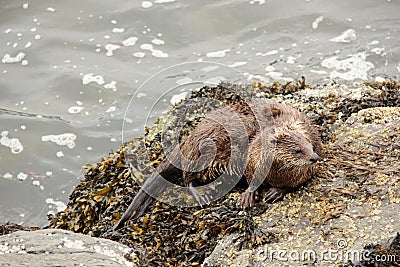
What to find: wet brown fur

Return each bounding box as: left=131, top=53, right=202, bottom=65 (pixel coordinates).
left=113, top=100, right=322, bottom=230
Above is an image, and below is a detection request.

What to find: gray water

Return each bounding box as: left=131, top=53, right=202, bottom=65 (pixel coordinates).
left=0, top=0, right=399, bottom=227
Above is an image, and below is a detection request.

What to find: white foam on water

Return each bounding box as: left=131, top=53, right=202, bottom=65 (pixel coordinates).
left=1, top=52, right=25, bottom=64
left=155, top=0, right=175, bottom=3
left=151, top=38, right=165, bottom=45
left=67, top=106, right=84, bottom=114
left=0, top=131, right=23, bottom=154
left=122, top=37, right=138, bottom=46
left=286, top=56, right=297, bottom=64
left=112, top=28, right=125, bottom=33
left=229, top=61, right=247, bottom=68
left=265, top=65, right=275, bottom=72
left=206, top=49, right=230, bottom=58
left=46, top=198, right=67, bottom=212
left=310, top=69, right=328, bottom=75
left=140, top=43, right=168, bottom=58
left=46, top=7, right=55, bottom=12
left=136, top=92, right=147, bottom=98
left=312, top=16, right=324, bottom=30
left=266, top=72, right=293, bottom=82
left=17, top=172, right=28, bottom=181
left=250, top=0, right=266, bottom=4
left=3, top=173, right=13, bottom=179
left=133, top=52, right=145, bottom=58
left=56, top=151, right=64, bottom=158
left=329, top=29, right=356, bottom=43
left=368, top=40, right=379, bottom=45
left=106, top=106, right=116, bottom=113
left=41, top=133, right=77, bottom=149
left=170, top=92, right=188, bottom=105
left=321, top=52, right=374, bottom=80
left=105, top=43, right=120, bottom=56
left=256, top=50, right=279, bottom=56
left=82, top=73, right=105, bottom=85
left=247, top=74, right=269, bottom=83
left=104, top=81, right=117, bottom=90
left=142, top=1, right=153, bottom=8
left=151, top=49, right=168, bottom=58
left=371, top=47, right=384, bottom=55
left=22, top=3, right=29, bottom=9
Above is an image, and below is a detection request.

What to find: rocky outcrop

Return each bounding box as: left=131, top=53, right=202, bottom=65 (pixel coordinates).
left=0, top=229, right=137, bottom=267
left=43, top=81, right=399, bottom=266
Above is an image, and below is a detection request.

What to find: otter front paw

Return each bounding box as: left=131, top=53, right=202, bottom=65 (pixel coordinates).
left=241, top=189, right=259, bottom=208
left=188, top=186, right=211, bottom=207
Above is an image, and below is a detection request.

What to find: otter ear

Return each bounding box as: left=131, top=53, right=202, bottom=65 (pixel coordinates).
left=270, top=105, right=282, bottom=118
left=274, top=131, right=287, bottom=142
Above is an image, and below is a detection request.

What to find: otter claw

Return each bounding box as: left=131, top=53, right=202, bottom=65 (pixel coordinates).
left=241, top=190, right=259, bottom=209
left=188, top=186, right=210, bottom=207
left=264, top=187, right=288, bottom=203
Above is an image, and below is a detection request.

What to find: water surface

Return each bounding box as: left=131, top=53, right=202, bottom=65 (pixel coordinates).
left=0, top=0, right=399, bottom=226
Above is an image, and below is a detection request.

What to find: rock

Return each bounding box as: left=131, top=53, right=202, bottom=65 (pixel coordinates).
left=46, top=81, right=400, bottom=266
left=0, top=229, right=138, bottom=267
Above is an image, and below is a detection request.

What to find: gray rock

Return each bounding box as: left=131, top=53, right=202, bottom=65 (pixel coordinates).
left=0, top=229, right=136, bottom=267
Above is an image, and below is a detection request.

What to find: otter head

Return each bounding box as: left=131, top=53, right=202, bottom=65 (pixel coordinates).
left=273, top=130, right=319, bottom=171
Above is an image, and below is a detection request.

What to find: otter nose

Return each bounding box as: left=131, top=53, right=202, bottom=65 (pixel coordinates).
left=310, top=153, right=319, bottom=163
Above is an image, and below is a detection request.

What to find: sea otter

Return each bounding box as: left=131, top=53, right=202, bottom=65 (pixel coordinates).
left=112, top=99, right=322, bottom=230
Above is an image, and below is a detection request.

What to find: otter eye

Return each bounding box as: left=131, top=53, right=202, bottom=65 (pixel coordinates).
left=294, top=148, right=302, bottom=154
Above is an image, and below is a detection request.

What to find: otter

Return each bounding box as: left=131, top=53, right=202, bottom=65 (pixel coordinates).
left=112, top=99, right=322, bottom=230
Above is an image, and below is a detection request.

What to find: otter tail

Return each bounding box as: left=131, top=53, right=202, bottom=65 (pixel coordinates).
left=112, top=186, right=155, bottom=231
left=112, top=160, right=180, bottom=231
